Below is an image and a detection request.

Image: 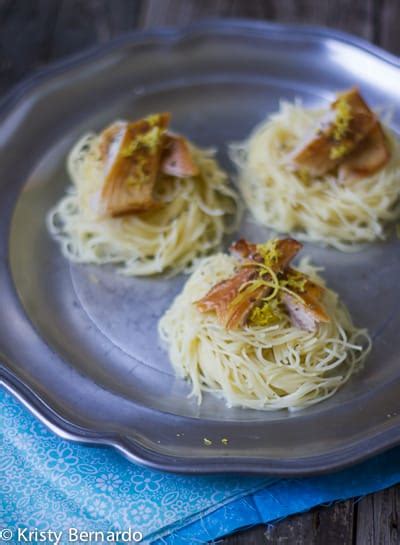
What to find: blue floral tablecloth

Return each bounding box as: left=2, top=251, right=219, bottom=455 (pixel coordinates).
left=2, top=386, right=400, bottom=545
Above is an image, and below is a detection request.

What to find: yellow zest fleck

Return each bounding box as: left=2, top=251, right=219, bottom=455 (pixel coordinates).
left=125, top=175, right=143, bottom=187
left=228, top=272, right=278, bottom=313
left=146, top=113, right=165, bottom=127
left=282, top=270, right=307, bottom=292
left=203, top=438, right=212, bottom=446
left=229, top=242, right=282, bottom=313
left=330, top=142, right=350, bottom=160
left=118, top=114, right=168, bottom=188
left=121, top=142, right=137, bottom=158
left=333, top=97, right=352, bottom=141
left=221, top=438, right=229, bottom=445
left=256, top=240, right=281, bottom=266
left=329, top=97, right=353, bottom=160
left=121, top=125, right=161, bottom=158
left=248, top=298, right=284, bottom=327
left=228, top=239, right=299, bottom=326
left=219, top=239, right=319, bottom=329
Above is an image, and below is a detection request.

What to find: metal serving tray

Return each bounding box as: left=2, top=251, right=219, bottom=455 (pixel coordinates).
left=1, top=20, right=399, bottom=474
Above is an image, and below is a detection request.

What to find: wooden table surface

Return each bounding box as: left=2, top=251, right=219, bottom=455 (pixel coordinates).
left=1, top=1, right=399, bottom=544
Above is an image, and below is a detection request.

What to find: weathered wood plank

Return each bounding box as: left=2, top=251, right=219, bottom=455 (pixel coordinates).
left=313, top=500, right=356, bottom=544
left=356, top=488, right=400, bottom=545
left=0, top=0, right=141, bottom=94
left=264, top=509, right=317, bottom=544
left=138, top=0, right=375, bottom=41
left=0, top=0, right=60, bottom=93
left=218, top=500, right=356, bottom=544
left=379, top=0, right=400, bottom=54
left=216, top=524, right=265, bottom=545
left=50, top=0, right=141, bottom=57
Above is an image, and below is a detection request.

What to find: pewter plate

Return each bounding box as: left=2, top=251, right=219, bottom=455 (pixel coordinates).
left=1, top=20, right=399, bottom=474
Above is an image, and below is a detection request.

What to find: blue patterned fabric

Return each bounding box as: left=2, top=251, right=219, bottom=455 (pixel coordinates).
left=2, top=386, right=400, bottom=545
left=0, top=389, right=271, bottom=544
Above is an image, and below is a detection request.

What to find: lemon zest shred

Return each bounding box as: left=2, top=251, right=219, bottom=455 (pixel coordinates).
left=256, top=240, right=281, bottom=266
left=121, top=125, right=163, bottom=158
left=329, top=97, right=353, bottom=160
left=333, top=97, right=352, bottom=141
left=248, top=298, right=285, bottom=327
left=330, top=142, right=350, bottom=160
left=282, top=270, right=307, bottom=292
left=226, top=239, right=317, bottom=328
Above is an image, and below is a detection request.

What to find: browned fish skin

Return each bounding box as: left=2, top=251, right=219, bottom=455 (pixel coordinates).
left=99, top=113, right=170, bottom=217
left=229, top=239, right=260, bottom=261
left=97, top=114, right=201, bottom=217
left=196, top=267, right=263, bottom=328
left=229, top=238, right=302, bottom=269
left=339, top=122, right=391, bottom=180
left=225, top=283, right=269, bottom=329
left=196, top=238, right=303, bottom=329
left=197, top=238, right=332, bottom=331
left=282, top=275, right=329, bottom=332
left=273, top=239, right=303, bottom=272
left=332, top=87, right=378, bottom=143
left=161, top=133, right=199, bottom=178
left=290, top=87, right=380, bottom=177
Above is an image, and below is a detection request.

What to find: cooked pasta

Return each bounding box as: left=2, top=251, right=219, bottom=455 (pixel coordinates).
left=47, top=131, right=240, bottom=275
left=159, top=252, right=371, bottom=411
left=231, top=100, right=400, bottom=251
